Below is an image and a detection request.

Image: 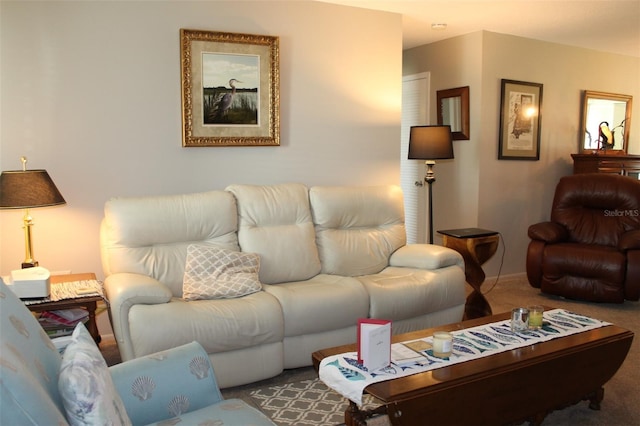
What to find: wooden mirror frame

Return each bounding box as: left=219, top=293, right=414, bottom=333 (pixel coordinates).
left=437, top=86, right=470, bottom=140
left=580, top=90, right=632, bottom=153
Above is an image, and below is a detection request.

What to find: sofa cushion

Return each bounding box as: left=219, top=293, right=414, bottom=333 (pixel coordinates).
left=155, top=399, right=276, bottom=426
left=183, top=244, right=262, bottom=300
left=226, top=183, right=321, bottom=284
left=127, top=291, right=284, bottom=358
left=58, top=323, right=131, bottom=426
left=263, top=274, right=369, bottom=337
left=0, top=281, right=69, bottom=425
left=310, top=185, right=406, bottom=276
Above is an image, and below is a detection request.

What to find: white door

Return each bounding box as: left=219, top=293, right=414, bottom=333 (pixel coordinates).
left=401, top=73, right=430, bottom=243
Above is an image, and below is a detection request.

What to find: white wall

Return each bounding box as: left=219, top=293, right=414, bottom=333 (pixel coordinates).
left=404, top=31, right=640, bottom=277
left=0, top=1, right=403, bottom=280
left=403, top=33, right=484, bottom=244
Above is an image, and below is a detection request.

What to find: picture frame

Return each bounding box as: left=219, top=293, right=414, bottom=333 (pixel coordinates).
left=180, top=29, right=280, bottom=147
left=437, top=86, right=470, bottom=140
left=498, top=79, right=543, bottom=160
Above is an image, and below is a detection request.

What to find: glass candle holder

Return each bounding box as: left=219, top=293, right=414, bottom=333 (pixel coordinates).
left=432, top=331, right=453, bottom=359
left=511, top=308, right=529, bottom=332
left=528, top=305, right=544, bottom=329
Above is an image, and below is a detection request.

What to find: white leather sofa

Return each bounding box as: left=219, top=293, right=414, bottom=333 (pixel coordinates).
left=100, top=183, right=466, bottom=388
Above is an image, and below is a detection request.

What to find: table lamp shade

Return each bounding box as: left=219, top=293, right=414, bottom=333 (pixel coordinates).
left=408, top=125, right=454, bottom=160
left=0, top=170, right=66, bottom=209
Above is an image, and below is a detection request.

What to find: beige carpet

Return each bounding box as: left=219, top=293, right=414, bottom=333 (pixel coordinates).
left=102, top=275, right=640, bottom=425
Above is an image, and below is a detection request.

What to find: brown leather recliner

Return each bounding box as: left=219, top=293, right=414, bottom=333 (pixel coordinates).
left=527, top=173, right=640, bottom=303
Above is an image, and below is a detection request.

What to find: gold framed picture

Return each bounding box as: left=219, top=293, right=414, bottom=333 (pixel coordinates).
left=180, top=29, right=280, bottom=147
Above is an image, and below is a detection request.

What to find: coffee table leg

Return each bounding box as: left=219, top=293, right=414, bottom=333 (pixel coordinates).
left=588, top=387, right=605, bottom=410
left=345, top=400, right=389, bottom=426
left=345, top=401, right=365, bottom=426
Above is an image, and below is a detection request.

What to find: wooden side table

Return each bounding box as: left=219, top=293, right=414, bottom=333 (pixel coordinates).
left=26, top=273, right=103, bottom=344
left=438, top=228, right=499, bottom=320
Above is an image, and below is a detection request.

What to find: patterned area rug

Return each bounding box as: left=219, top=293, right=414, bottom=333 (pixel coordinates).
left=249, top=378, right=389, bottom=426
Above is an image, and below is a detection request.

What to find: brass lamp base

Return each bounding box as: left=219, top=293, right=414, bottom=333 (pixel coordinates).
left=22, top=209, right=39, bottom=269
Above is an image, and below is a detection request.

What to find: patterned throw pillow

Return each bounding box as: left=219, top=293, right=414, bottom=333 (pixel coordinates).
left=58, top=323, right=131, bottom=426
left=183, top=244, right=262, bottom=301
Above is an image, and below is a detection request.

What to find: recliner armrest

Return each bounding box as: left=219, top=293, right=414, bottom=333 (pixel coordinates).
left=528, top=222, right=568, bottom=243
left=389, top=244, right=464, bottom=270
left=105, top=272, right=173, bottom=306
left=110, top=341, right=222, bottom=426
left=619, top=229, right=640, bottom=251
left=104, top=273, right=172, bottom=361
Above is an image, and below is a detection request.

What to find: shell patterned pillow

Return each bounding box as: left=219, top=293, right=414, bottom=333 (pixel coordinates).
left=183, top=244, right=262, bottom=300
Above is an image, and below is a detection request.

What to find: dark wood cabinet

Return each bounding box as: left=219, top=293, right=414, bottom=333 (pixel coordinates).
left=571, top=153, right=640, bottom=179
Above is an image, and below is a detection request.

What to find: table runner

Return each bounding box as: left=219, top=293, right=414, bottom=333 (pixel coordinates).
left=319, top=309, right=610, bottom=406
left=22, top=280, right=105, bottom=305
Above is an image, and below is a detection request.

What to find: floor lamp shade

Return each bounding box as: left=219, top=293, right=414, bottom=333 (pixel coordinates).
left=408, top=125, right=454, bottom=244
left=408, top=125, right=454, bottom=160
left=0, top=169, right=66, bottom=268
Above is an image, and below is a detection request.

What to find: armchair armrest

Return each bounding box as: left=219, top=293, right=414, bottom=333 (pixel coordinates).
left=619, top=229, right=640, bottom=251
left=389, top=244, right=464, bottom=270
left=110, top=341, right=222, bottom=426
left=528, top=222, right=569, bottom=243
left=104, top=273, right=172, bottom=361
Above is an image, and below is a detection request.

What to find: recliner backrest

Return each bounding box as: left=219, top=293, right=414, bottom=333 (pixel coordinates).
left=551, top=174, right=640, bottom=246
left=226, top=183, right=322, bottom=284
left=101, top=190, right=240, bottom=297
left=310, top=185, right=406, bottom=276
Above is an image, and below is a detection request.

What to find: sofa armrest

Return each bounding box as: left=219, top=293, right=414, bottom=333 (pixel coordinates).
left=104, top=273, right=172, bottom=361
left=389, top=244, right=464, bottom=270
left=528, top=222, right=568, bottom=243
left=110, top=341, right=222, bottom=426
left=619, top=229, right=640, bottom=251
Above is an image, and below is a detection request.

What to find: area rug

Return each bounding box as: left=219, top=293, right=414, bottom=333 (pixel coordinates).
left=249, top=378, right=389, bottom=426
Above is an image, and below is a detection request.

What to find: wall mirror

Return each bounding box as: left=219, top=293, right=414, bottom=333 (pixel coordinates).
left=580, top=90, right=632, bottom=153
left=437, top=86, right=470, bottom=140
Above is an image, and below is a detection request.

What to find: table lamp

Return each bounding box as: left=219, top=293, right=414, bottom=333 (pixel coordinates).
left=408, top=125, right=454, bottom=244
left=0, top=157, right=66, bottom=268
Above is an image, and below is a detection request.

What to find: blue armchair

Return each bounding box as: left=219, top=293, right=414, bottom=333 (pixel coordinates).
left=0, top=278, right=275, bottom=425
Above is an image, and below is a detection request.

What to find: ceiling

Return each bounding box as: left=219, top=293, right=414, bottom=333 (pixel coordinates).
left=317, top=1, right=640, bottom=57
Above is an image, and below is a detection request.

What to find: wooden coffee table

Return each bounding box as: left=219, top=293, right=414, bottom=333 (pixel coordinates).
left=312, top=310, right=633, bottom=426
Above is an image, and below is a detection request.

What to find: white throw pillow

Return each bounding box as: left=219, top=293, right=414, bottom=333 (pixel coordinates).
left=58, top=323, right=131, bottom=426
left=183, top=244, right=262, bottom=300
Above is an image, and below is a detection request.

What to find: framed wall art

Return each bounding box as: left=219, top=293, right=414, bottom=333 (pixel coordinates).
left=180, top=29, right=280, bottom=147
left=437, top=86, right=470, bottom=140
left=498, top=79, right=543, bottom=160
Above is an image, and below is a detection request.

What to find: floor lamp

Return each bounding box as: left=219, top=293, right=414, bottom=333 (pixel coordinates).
left=408, top=125, right=454, bottom=244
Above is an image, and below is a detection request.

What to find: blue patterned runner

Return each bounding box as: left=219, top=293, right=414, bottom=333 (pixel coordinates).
left=319, top=309, right=610, bottom=406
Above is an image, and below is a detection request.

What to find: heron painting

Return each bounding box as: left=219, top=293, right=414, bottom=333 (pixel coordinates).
left=202, top=53, right=259, bottom=125
left=180, top=29, right=280, bottom=146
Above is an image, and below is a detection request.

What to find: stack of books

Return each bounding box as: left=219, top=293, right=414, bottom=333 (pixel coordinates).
left=36, top=309, right=89, bottom=337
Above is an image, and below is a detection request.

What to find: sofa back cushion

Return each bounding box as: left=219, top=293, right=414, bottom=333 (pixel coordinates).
left=310, top=185, right=407, bottom=276
left=226, top=183, right=321, bottom=284
left=101, top=191, right=239, bottom=297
